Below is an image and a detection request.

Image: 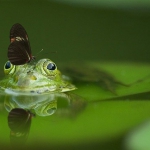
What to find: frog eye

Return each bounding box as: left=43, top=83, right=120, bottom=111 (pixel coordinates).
left=36, top=59, right=58, bottom=77
left=35, top=100, right=57, bottom=116
left=5, top=61, right=11, bottom=69
left=4, top=61, right=16, bottom=75
left=47, top=63, right=56, bottom=71
left=43, top=61, right=57, bottom=76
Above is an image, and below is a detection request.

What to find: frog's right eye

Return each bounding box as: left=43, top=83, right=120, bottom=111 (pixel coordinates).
left=36, top=59, right=58, bottom=77
left=4, top=61, right=16, bottom=75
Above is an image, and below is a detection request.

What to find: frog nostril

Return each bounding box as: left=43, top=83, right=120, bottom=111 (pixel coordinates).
left=30, top=75, right=37, bottom=80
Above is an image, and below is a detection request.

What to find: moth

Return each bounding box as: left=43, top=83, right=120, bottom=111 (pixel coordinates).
left=8, top=23, right=34, bottom=65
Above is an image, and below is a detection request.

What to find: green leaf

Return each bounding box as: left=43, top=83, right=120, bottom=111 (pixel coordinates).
left=73, top=62, right=150, bottom=101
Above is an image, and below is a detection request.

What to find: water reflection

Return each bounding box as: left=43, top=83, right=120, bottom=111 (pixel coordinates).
left=8, top=108, right=33, bottom=146
left=4, top=92, right=86, bottom=146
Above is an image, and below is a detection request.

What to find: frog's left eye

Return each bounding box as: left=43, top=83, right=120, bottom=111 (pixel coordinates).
left=4, top=61, right=16, bottom=75
left=43, top=61, right=57, bottom=76
left=36, top=59, right=58, bottom=77
left=47, top=63, right=56, bottom=71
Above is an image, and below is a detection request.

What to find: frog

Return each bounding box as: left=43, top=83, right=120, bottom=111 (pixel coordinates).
left=0, top=58, right=76, bottom=94
left=0, top=58, right=86, bottom=117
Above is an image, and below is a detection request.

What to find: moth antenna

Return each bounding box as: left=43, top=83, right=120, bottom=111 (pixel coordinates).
left=34, top=49, right=44, bottom=58
left=33, top=49, right=57, bottom=61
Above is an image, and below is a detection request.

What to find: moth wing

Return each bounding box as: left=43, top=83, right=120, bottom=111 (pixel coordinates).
left=8, top=41, right=31, bottom=65
left=9, top=23, right=31, bottom=56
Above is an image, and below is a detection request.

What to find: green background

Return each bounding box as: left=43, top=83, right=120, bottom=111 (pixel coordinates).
left=0, top=0, right=150, bottom=66
left=0, top=0, right=150, bottom=149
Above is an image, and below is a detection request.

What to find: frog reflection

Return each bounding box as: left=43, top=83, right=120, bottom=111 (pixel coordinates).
left=6, top=92, right=86, bottom=147
left=4, top=92, right=86, bottom=117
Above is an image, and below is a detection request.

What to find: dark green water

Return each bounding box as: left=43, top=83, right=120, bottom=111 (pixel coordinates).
left=0, top=1, right=150, bottom=149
